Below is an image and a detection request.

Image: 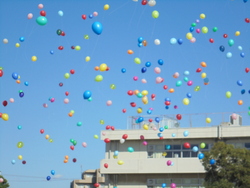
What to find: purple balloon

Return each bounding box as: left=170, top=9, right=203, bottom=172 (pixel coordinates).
left=166, top=160, right=172, bottom=166
left=19, top=92, right=24, bottom=98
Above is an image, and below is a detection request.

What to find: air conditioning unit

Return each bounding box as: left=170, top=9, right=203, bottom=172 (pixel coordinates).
left=230, top=114, right=242, bottom=126
left=147, top=179, right=155, bottom=185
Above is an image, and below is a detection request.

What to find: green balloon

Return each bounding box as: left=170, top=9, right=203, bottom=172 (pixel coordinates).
left=228, top=39, right=234, bottom=47
left=248, top=111, right=250, bottom=116
left=70, top=139, right=74, bottom=143
left=73, top=140, right=77, bottom=146
left=77, top=122, right=82, bottom=126
left=84, top=35, right=89, bottom=39
left=88, top=97, right=92, bottom=101
left=201, top=26, right=208, bottom=34
left=176, top=81, right=182, bottom=87
left=200, top=143, right=206, bottom=149
left=17, top=141, right=24, bottom=148
left=212, top=27, right=218, bottom=32
left=183, top=77, right=189, bottom=82
left=191, top=23, right=196, bottom=27
left=134, top=58, right=141, bottom=64
left=164, top=125, right=168, bottom=129
left=137, top=93, right=143, bottom=98
left=194, top=86, right=200, bottom=91
left=36, top=16, right=48, bottom=26
left=95, top=75, right=103, bottom=82
left=57, top=29, right=62, bottom=35
left=225, top=91, right=232, bottom=98
left=127, top=147, right=134, bottom=152
left=152, top=10, right=159, bottom=19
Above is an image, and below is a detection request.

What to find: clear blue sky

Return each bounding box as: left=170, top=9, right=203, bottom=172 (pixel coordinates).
left=0, top=0, right=250, bottom=187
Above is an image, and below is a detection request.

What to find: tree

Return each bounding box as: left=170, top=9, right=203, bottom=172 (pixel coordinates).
left=201, top=141, right=250, bottom=188
left=0, top=175, right=9, bottom=188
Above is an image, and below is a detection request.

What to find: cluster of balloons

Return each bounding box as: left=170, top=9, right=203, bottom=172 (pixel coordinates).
left=36, top=4, right=48, bottom=26
left=137, top=37, right=147, bottom=47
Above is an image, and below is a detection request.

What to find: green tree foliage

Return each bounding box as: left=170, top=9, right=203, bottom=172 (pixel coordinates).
left=201, top=141, right=250, bottom=188
left=0, top=175, right=9, bottom=188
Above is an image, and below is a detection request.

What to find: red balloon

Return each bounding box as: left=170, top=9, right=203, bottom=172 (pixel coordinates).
left=65, top=91, right=69, bottom=96
left=209, top=38, right=214, bottom=43
left=151, top=94, right=156, bottom=98
left=111, top=126, right=115, bottom=131
left=0, top=113, right=2, bottom=118
left=183, top=142, right=191, bottom=149
left=141, top=0, right=147, bottom=5
left=22, top=160, right=26, bottom=164
left=104, top=163, right=108, bottom=168
left=196, top=68, right=202, bottom=73
left=82, top=14, right=87, bottom=20
left=122, top=108, right=126, bottom=113
left=149, top=118, right=153, bottom=122
left=70, top=145, right=74, bottom=150
left=122, top=134, right=128, bottom=139
left=40, top=10, right=46, bottom=16
left=61, top=31, right=66, bottom=36
left=130, top=102, right=136, bottom=107
left=223, top=34, right=228, bottom=38
left=106, top=125, right=111, bottom=130
left=106, top=67, right=110, bottom=71
left=245, top=68, right=249, bottom=73
left=140, top=135, right=145, bottom=140
left=104, top=138, right=110, bottom=143
left=73, top=158, right=77, bottom=163
left=70, top=69, right=75, bottom=74
left=176, top=114, right=182, bottom=120
left=159, top=136, right=164, bottom=140
left=40, top=129, right=44, bottom=134
left=245, top=18, right=250, bottom=23
left=0, top=70, right=3, bottom=77
left=71, top=46, right=75, bottom=49
left=163, top=85, right=168, bottom=90
left=94, top=183, right=100, bottom=188
left=127, top=90, right=133, bottom=96
left=165, top=101, right=171, bottom=106
left=2, top=100, right=7, bottom=107
left=58, top=46, right=64, bottom=50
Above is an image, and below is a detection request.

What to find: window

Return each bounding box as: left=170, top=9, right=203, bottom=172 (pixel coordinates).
left=183, top=151, right=191, bottom=158
left=173, top=145, right=181, bottom=150
left=245, top=143, right=250, bottom=149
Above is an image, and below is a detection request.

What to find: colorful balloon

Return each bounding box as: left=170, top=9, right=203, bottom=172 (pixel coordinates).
left=92, top=22, right=103, bottom=35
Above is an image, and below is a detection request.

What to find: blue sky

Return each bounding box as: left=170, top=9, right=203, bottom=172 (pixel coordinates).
left=0, top=0, right=250, bottom=187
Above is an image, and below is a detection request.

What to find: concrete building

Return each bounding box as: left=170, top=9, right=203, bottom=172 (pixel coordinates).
left=72, top=113, right=250, bottom=188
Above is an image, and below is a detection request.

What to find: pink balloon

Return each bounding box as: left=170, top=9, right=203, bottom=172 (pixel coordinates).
left=141, top=79, right=147, bottom=83
left=38, top=4, right=44, bottom=9
left=156, top=77, right=163, bottom=83
left=133, top=76, right=138, bottom=81
left=64, top=98, right=69, bottom=104
left=151, top=98, right=156, bottom=101
left=167, top=160, right=172, bottom=166
left=149, top=107, right=153, bottom=110
left=232, top=113, right=237, bottom=120
left=93, top=11, right=98, bottom=17
left=27, top=13, right=33, bottom=19
left=9, top=98, right=14, bottom=103
left=153, top=127, right=157, bottom=131
left=82, top=142, right=87, bottom=147
left=173, top=72, right=179, bottom=78
left=106, top=100, right=112, bottom=106
left=50, top=98, right=55, bottom=102
left=43, top=103, right=48, bottom=108
left=142, top=141, right=148, bottom=146
left=170, top=183, right=176, bottom=188
left=196, top=28, right=200, bottom=33
left=0, top=178, right=3, bottom=183
left=190, top=37, right=196, bottom=43
left=187, top=81, right=193, bottom=86
left=154, top=67, right=161, bottom=74
left=102, top=132, right=106, bottom=136
left=174, top=105, right=178, bottom=109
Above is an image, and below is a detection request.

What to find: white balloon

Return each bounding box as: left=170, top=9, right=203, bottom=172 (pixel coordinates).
left=154, top=39, right=160, bottom=45
left=3, top=38, right=8, bottom=44
left=120, top=139, right=125, bottom=144
left=238, top=46, right=243, bottom=51
left=141, top=79, right=147, bottom=83
left=58, top=10, right=63, bottom=16
left=148, top=0, right=156, bottom=6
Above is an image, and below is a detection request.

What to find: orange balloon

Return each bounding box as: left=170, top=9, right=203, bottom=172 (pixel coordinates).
left=134, top=90, right=139, bottom=95
left=238, top=100, right=243, bottom=105
left=16, top=80, right=21, bottom=84
left=169, top=88, right=175, bottom=93
left=68, top=112, right=73, bottom=117
left=65, top=155, right=69, bottom=159
left=127, top=50, right=134, bottom=54
left=142, top=40, right=147, bottom=46
left=94, top=66, right=99, bottom=71
left=204, top=82, right=209, bottom=85
left=200, top=62, right=207, bottom=67
left=64, top=159, right=68, bottom=163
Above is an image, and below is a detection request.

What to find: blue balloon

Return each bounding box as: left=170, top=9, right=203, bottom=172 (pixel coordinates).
left=145, top=61, right=151, bottom=67
left=17, top=125, right=22, bottom=130
left=158, top=59, right=164, bottom=65
left=51, top=170, right=55, bottom=175
left=92, top=22, right=103, bottom=35
left=204, top=78, right=209, bottom=83
left=165, top=97, right=171, bottom=102
left=141, top=67, right=147, bottom=73
left=159, top=127, right=164, bottom=132
left=162, top=183, right=167, bottom=188
left=83, top=90, right=92, bottom=99
left=177, top=38, right=183, bottom=45
left=155, top=117, right=160, bottom=123
left=243, top=0, right=248, bottom=2
left=157, top=133, right=163, bottom=137
left=138, top=117, right=144, bottom=123
left=192, top=146, right=199, bottom=152
left=219, top=45, right=225, bottom=52
left=241, top=89, right=245, bottom=94
left=240, top=52, right=245, bottom=58
left=165, top=145, right=171, bottom=150
left=114, top=151, right=119, bottom=156
left=147, top=110, right=152, bottom=114
left=165, top=106, right=169, bottom=110
left=46, top=176, right=51, bottom=181
left=184, top=71, right=190, bottom=76
left=183, top=130, right=189, bottom=137
left=198, top=153, right=204, bottom=159
left=172, top=133, right=176, bottom=137
left=19, top=37, right=25, bottom=42
left=237, top=80, right=243, bottom=86
left=138, top=43, right=143, bottom=47
left=121, top=68, right=126, bottom=73
left=138, top=37, right=143, bottom=43
left=50, top=50, right=54, bottom=54
left=12, top=72, right=18, bottom=80
left=19, top=92, right=24, bottom=98
left=189, top=27, right=194, bottom=32
left=24, top=81, right=29, bottom=86
left=248, top=90, right=250, bottom=94
left=89, top=14, right=93, bottom=19
left=210, top=159, right=216, bottom=165
left=186, top=92, right=192, bottom=98
left=11, top=160, right=16, bottom=164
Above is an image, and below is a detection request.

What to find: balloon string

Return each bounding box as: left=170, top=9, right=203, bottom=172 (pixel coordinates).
left=127, top=1, right=139, bottom=32
left=108, top=1, right=130, bottom=16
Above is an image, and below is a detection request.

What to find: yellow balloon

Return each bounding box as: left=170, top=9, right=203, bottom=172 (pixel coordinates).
left=18, top=155, right=23, bottom=160
left=45, top=134, right=50, bottom=139
left=100, top=120, right=105, bottom=124
left=94, top=135, right=99, bottom=139
left=142, top=96, right=148, bottom=104
left=70, top=110, right=75, bottom=114
left=152, top=10, right=159, bottom=19
left=99, top=63, right=108, bottom=72
left=113, top=155, right=118, bottom=159
left=104, top=4, right=110, bottom=10
left=134, top=58, right=141, bottom=64
left=17, top=142, right=24, bottom=148
left=162, top=152, right=167, bottom=157
left=141, top=90, right=148, bottom=96
left=206, top=117, right=212, bottom=123
left=201, top=72, right=207, bottom=78
left=64, top=73, right=70, bottom=79
left=15, top=43, right=20, bottom=47
left=200, top=13, right=206, bottom=19
left=49, top=139, right=53, bottom=143
left=31, top=56, right=37, bottom=62
left=235, top=31, right=240, bottom=36
left=2, top=113, right=9, bottom=121
left=137, top=107, right=143, bottom=114
left=226, top=91, right=232, bottom=98
left=117, top=160, right=124, bottom=165
left=95, top=75, right=103, bottom=82
left=75, top=45, right=81, bottom=50
left=183, top=98, right=190, bottom=105
left=186, top=32, right=193, bottom=40
left=85, top=56, right=91, bottom=62
left=143, top=124, right=149, bottom=130
left=201, top=27, right=208, bottom=34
